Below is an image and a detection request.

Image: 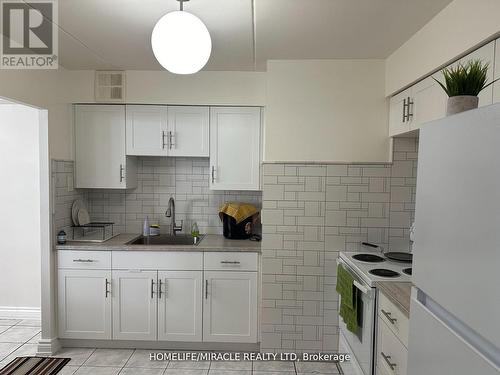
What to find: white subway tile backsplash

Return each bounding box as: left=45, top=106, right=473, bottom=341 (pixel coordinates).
left=260, top=138, right=418, bottom=353
left=53, top=158, right=261, bottom=236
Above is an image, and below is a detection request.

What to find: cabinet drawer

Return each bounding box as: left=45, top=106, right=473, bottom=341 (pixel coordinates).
left=378, top=319, right=408, bottom=375
left=204, top=252, right=258, bottom=271
left=112, top=251, right=203, bottom=270
left=378, top=292, right=409, bottom=347
left=58, top=251, right=111, bottom=269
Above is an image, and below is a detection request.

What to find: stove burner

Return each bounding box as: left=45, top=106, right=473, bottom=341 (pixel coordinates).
left=368, top=269, right=400, bottom=278
left=403, top=268, right=412, bottom=275
left=352, top=254, right=385, bottom=263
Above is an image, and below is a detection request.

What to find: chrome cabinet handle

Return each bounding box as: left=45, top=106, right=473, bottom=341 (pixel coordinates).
left=220, top=261, right=241, bottom=264
left=162, top=131, right=166, bottom=149
left=211, top=166, right=215, bottom=183
left=381, top=309, right=397, bottom=324
left=151, top=279, right=155, bottom=299
left=105, top=278, right=111, bottom=298
left=402, top=98, right=407, bottom=122
left=158, top=279, right=163, bottom=299
left=168, top=131, right=174, bottom=149
left=381, top=352, right=397, bottom=370
left=407, top=96, right=414, bottom=120
left=205, top=280, right=208, bottom=299
left=73, top=259, right=95, bottom=263
left=119, top=164, right=124, bottom=182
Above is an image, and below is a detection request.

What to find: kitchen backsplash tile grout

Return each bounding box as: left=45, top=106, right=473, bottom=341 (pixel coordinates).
left=260, top=137, right=418, bottom=353
left=52, top=157, right=262, bottom=236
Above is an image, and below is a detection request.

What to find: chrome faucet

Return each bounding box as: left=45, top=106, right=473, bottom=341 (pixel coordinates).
left=165, top=197, right=183, bottom=235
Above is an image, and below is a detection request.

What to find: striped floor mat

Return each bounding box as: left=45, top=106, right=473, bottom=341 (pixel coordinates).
left=0, top=357, right=70, bottom=375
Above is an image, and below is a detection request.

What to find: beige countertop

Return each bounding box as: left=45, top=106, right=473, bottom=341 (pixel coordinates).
left=376, top=281, right=412, bottom=318
left=55, top=234, right=261, bottom=252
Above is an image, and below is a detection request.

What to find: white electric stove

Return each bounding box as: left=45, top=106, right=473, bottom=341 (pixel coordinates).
left=339, top=250, right=412, bottom=287
left=337, top=248, right=412, bottom=375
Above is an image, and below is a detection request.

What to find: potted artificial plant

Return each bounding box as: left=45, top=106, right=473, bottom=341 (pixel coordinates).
left=434, top=59, right=499, bottom=116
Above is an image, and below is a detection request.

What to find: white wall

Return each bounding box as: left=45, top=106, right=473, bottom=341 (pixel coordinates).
left=265, top=60, right=390, bottom=163
left=0, top=104, right=42, bottom=313
left=386, top=0, right=500, bottom=95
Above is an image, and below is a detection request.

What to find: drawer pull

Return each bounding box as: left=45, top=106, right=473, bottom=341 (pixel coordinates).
left=381, top=352, right=397, bottom=371
left=220, top=261, right=241, bottom=265
left=73, top=259, right=96, bottom=263
left=381, top=309, right=397, bottom=324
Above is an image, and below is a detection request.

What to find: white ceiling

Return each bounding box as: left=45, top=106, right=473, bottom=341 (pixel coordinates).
left=56, top=0, right=453, bottom=71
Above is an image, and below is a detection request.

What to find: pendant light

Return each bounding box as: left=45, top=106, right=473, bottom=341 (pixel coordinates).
left=151, top=0, right=212, bottom=74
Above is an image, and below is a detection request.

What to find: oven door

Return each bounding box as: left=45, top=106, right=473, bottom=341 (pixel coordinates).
left=337, top=258, right=376, bottom=375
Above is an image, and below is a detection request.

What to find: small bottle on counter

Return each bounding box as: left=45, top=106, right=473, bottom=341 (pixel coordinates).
left=191, top=222, right=199, bottom=238
left=143, top=216, right=150, bottom=237
left=57, top=230, right=67, bottom=245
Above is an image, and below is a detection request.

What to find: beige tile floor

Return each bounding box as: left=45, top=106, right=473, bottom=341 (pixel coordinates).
left=0, top=319, right=340, bottom=375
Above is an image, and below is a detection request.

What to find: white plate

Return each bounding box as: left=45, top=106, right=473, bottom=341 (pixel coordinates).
left=71, top=200, right=82, bottom=226
left=77, top=208, right=90, bottom=226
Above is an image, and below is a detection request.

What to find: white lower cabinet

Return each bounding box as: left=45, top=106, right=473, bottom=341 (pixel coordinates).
left=58, top=269, right=111, bottom=339
left=203, top=271, right=258, bottom=343
left=112, top=270, right=157, bottom=341
left=158, top=271, right=203, bottom=342
left=57, top=251, right=259, bottom=344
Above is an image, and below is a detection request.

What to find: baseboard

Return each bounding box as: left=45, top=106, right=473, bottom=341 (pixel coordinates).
left=37, top=338, right=61, bottom=356
left=0, top=306, right=41, bottom=320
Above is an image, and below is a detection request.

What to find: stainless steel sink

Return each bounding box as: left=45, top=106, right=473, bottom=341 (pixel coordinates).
left=127, top=234, right=204, bottom=246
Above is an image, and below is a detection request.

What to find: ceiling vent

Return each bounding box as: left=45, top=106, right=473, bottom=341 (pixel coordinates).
left=95, top=71, right=126, bottom=102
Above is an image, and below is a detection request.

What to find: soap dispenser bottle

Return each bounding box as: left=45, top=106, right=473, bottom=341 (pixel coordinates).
left=143, top=216, right=150, bottom=237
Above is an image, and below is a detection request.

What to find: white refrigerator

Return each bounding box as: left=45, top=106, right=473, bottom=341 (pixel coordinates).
left=409, top=104, right=500, bottom=374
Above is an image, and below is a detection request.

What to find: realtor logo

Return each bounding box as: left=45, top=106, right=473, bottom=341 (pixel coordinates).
left=1, top=0, right=58, bottom=69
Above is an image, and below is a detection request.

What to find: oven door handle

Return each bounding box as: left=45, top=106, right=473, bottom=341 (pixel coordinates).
left=353, top=280, right=370, bottom=295
left=336, top=258, right=372, bottom=296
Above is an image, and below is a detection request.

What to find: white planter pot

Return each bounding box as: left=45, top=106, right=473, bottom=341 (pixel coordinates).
left=446, top=96, right=479, bottom=116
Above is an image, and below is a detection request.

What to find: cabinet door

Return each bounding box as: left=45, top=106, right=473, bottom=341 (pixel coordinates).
left=167, top=106, right=209, bottom=157
left=158, top=271, right=202, bottom=342
left=210, top=107, right=261, bottom=190
left=112, top=270, right=157, bottom=341
left=75, top=105, right=136, bottom=189
left=493, top=38, right=500, bottom=104
left=126, top=105, right=168, bottom=156
left=389, top=89, right=411, bottom=136
left=411, top=76, right=447, bottom=131
left=203, top=271, right=258, bottom=343
left=58, top=269, right=111, bottom=339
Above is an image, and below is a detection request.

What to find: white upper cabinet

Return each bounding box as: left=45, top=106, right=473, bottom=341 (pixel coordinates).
left=388, top=40, right=496, bottom=137
left=389, top=89, right=412, bottom=136
left=493, top=38, right=500, bottom=104
left=126, top=105, right=209, bottom=157
left=75, top=105, right=137, bottom=189
left=167, top=106, right=209, bottom=157
left=126, top=105, right=168, bottom=156
left=210, top=107, right=261, bottom=191
left=410, top=75, right=447, bottom=132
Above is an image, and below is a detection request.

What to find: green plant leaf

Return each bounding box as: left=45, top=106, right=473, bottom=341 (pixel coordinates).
left=436, top=59, right=493, bottom=97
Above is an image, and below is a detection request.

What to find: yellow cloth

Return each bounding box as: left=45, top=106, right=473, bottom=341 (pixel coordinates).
left=219, top=202, right=259, bottom=224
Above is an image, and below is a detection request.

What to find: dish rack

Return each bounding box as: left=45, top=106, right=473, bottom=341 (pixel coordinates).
left=70, top=222, right=118, bottom=243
